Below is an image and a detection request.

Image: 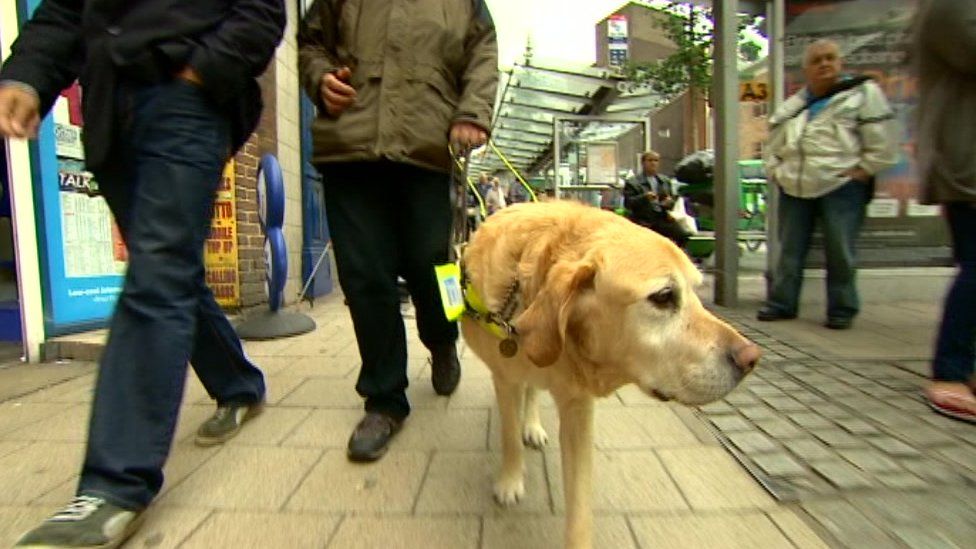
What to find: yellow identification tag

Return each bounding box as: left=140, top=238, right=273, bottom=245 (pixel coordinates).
left=435, top=262, right=465, bottom=321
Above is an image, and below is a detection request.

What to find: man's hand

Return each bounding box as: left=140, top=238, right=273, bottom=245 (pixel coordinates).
left=644, top=191, right=657, bottom=201
left=176, top=66, right=204, bottom=86
left=449, top=121, right=487, bottom=152
left=843, top=167, right=871, bottom=182
left=320, top=67, right=356, bottom=117
left=0, top=85, right=41, bottom=139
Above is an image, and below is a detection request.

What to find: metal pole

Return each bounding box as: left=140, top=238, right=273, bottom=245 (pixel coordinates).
left=765, top=0, right=785, bottom=295
left=713, top=0, right=740, bottom=306
left=552, top=118, right=561, bottom=199
left=1, top=2, right=46, bottom=362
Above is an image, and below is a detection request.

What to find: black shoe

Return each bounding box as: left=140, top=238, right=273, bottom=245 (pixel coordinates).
left=756, top=307, right=797, bottom=322
left=347, top=412, right=403, bottom=462
left=825, top=317, right=853, bottom=330
left=430, top=343, right=461, bottom=396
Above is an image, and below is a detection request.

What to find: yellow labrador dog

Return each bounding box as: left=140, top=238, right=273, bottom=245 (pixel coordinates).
left=460, top=201, right=760, bottom=549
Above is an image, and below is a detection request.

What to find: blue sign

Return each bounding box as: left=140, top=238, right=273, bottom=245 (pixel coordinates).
left=23, top=0, right=125, bottom=335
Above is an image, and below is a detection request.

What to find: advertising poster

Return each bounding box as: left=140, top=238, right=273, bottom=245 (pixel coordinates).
left=784, top=0, right=950, bottom=265
left=32, top=82, right=128, bottom=334
left=585, top=142, right=618, bottom=185
left=57, top=158, right=127, bottom=279
left=608, top=14, right=629, bottom=67
left=204, top=161, right=240, bottom=307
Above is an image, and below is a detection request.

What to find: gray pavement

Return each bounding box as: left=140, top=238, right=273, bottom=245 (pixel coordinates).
left=0, top=274, right=972, bottom=548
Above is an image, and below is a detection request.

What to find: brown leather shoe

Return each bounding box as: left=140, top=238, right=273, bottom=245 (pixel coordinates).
left=430, top=343, right=461, bottom=396
left=347, top=412, right=403, bottom=462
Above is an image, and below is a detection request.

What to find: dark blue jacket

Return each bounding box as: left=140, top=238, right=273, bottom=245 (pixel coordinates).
left=0, top=0, right=286, bottom=168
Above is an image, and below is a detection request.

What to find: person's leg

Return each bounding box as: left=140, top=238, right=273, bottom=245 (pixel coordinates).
left=94, top=122, right=264, bottom=450
left=395, top=164, right=460, bottom=395
left=933, top=204, right=976, bottom=382
left=762, top=191, right=816, bottom=317
left=320, top=162, right=409, bottom=421
left=78, top=80, right=232, bottom=509
left=648, top=215, right=690, bottom=248
left=818, top=180, right=871, bottom=325
left=926, top=203, right=976, bottom=421
left=396, top=164, right=458, bottom=349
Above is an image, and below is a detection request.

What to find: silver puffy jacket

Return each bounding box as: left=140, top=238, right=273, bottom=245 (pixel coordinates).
left=764, top=78, right=899, bottom=199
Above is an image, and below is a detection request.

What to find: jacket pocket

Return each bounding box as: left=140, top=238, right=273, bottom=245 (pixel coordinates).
left=402, top=66, right=458, bottom=169
left=313, top=63, right=381, bottom=157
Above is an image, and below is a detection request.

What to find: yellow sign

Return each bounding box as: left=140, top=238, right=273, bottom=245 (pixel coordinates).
left=740, top=81, right=769, bottom=102
left=205, top=160, right=240, bottom=307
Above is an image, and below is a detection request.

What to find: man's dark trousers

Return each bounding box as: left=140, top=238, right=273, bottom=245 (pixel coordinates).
left=320, top=161, right=458, bottom=421
left=78, top=79, right=266, bottom=510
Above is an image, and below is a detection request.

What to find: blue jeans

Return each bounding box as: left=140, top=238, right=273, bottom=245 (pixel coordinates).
left=77, top=79, right=265, bottom=510
left=766, top=180, right=871, bottom=319
left=933, top=203, right=976, bottom=383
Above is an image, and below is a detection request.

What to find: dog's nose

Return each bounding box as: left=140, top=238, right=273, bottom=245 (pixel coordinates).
left=730, top=343, right=760, bottom=373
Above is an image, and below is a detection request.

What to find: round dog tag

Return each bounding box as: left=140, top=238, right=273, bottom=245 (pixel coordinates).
left=499, top=338, right=518, bottom=358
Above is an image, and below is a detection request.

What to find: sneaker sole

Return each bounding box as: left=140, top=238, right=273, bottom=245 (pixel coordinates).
left=194, top=403, right=265, bottom=447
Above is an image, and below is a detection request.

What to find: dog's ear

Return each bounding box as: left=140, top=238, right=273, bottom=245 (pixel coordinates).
left=515, top=260, right=595, bottom=367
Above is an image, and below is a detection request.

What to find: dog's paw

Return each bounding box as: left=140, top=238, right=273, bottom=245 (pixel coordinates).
left=522, top=423, right=549, bottom=450
left=493, top=475, right=525, bottom=507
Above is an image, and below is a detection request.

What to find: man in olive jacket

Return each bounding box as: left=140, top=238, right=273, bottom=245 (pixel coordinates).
left=299, top=0, right=498, bottom=461
left=0, top=1, right=284, bottom=546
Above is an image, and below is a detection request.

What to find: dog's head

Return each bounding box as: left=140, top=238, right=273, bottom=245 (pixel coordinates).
left=513, top=220, right=758, bottom=405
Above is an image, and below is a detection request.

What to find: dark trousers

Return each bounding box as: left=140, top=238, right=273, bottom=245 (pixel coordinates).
left=78, top=79, right=265, bottom=510
left=320, top=161, right=457, bottom=420
left=933, top=203, right=976, bottom=383
left=632, top=213, right=690, bottom=248
left=766, top=180, right=871, bottom=319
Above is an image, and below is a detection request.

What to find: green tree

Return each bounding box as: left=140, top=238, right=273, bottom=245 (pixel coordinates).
left=624, top=2, right=764, bottom=103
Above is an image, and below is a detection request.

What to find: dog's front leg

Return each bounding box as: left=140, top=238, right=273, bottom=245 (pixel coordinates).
left=492, top=376, right=526, bottom=505
left=522, top=386, right=549, bottom=449
left=555, top=393, right=595, bottom=549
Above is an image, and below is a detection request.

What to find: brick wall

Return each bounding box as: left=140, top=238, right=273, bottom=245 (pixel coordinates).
left=234, top=68, right=279, bottom=309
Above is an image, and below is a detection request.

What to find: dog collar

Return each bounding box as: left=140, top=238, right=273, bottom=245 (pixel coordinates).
left=461, top=265, right=520, bottom=357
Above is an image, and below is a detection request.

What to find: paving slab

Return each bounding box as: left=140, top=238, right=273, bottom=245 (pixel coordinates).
left=482, top=516, right=636, bottom=549
left=182, top=511, right=340, bottom=549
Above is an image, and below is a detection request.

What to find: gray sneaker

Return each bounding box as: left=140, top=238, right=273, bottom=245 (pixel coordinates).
left=194, top=401, right=265, bottom=446
left=14, top=495, right=142, bottom=548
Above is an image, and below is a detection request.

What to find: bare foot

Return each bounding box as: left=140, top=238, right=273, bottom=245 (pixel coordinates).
left=924, top=381, right=976, bottom=423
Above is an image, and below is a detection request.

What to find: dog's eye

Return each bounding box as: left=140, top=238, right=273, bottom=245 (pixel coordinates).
left=648, top=287, right=676, bottom=308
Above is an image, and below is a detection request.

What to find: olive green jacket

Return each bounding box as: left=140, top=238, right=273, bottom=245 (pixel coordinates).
left=298, top=0, right=498, bottom=173
left=914, top=0, right=976, bottom=204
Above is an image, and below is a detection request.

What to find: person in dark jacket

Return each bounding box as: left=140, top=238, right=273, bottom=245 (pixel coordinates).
left=0, top=1, right=285, bottom=546
left=623, top=150, right=690, bottom=247
left=299, top=0, right=498, bottom=462
left=913, top=0, right=976, bottom=423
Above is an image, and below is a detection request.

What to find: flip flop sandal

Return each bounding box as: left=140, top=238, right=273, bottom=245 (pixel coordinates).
left=924, top=389, right=976, bottom=424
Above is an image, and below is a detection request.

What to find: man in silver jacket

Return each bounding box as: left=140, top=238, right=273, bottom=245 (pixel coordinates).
left=758, top=39, right=898, bottom=330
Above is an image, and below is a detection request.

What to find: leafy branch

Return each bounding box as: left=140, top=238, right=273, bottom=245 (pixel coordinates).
left=624, top=2, right=764, bottom=103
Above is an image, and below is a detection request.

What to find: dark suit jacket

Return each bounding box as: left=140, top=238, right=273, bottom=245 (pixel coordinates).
left=0, top=0, right=286, bottom=168
left=623, top=173, right=675, bottom=223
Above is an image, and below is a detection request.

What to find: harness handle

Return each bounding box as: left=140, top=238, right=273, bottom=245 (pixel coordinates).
left=448, top=146, right=472, bottom=263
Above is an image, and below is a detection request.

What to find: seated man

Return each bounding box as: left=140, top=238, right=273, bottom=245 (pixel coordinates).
left=624, top=150, right=690, bottom=247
